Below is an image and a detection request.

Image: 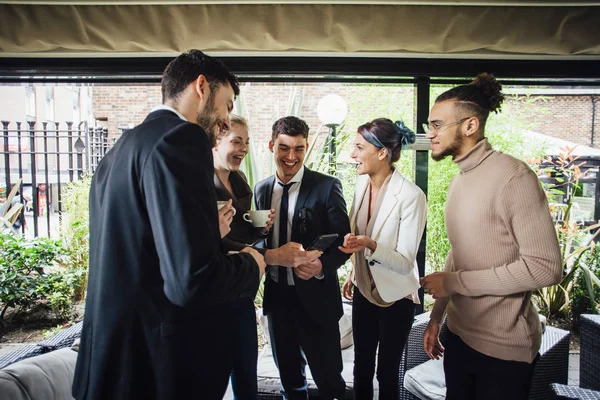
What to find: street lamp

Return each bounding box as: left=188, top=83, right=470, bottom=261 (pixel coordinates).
left=317, top=94, right=348, bottom=175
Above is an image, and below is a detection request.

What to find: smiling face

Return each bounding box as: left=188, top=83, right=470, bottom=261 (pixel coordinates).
left=196, top=81, right=235, bottom=145
left=213, top=123, right=249, bottom=172
left=426, top=99, right=467, bottom=161
left=269, top=134, right=307, bottom=184
left=350, top=133, right=387, bottom=176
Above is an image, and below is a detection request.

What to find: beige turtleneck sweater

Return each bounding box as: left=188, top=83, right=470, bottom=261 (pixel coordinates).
left=430, top=138, right=562, bottom=363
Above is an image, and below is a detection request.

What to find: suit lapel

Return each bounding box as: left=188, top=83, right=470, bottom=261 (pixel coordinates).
left=370, top=171, right=403, bottom=240
left=291, top=168, right=315, bottom=239
left=261, top=176, right=276, bottom=210
left=294, top=168, right=314, bottom=222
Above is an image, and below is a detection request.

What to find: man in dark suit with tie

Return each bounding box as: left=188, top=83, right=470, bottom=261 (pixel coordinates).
left=254, top=116, right=351, bottom=400
left=72, top=50, right=265, bottom=400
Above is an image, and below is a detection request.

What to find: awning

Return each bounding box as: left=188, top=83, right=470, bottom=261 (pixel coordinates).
left=1, top=2, right=599, bottom=58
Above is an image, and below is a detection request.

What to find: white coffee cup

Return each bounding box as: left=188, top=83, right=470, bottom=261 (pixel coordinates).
left=243, top=210, right=271, bottom=228
left=217, top=200, right=236, bottom=216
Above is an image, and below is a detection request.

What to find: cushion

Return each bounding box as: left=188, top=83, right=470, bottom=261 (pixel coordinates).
left=256, top=301, right=354, bottom=349
left=339, top=302, right=353, bottom=349
left=539, top=314, right=547, bottom=334
left=0, top=348, right=78, bottom=400
left=403, top=357, right=446, bottom=400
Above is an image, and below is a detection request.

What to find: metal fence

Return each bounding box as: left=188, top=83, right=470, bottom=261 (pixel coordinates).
left=0, top=120, right=113, bottom=237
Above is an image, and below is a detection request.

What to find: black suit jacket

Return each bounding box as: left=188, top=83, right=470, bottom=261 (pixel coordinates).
left=72, top=110, right=260, bottom=400
left=254, top=167, right=351, bottom=324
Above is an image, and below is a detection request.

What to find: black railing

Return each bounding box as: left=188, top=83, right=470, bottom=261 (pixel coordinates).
left=0, top=120, right=113, bottom=237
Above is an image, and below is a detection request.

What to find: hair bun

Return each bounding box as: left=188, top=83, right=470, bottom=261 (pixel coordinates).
left=394, top=120, right=416, bottom=148
left=471, top=73, right=504, bottom=113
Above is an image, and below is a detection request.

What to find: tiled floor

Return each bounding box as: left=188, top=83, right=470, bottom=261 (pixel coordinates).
left=569, top=351, right=580, bottom=386
left=0, top=343, right=27, bottom=356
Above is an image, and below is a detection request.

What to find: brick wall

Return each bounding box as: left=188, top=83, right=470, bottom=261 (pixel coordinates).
left=504, top=95, right=599, bottom=148
left=91, top=85, right=599, bottom=149
left=92, top=85, right=161, bottom=138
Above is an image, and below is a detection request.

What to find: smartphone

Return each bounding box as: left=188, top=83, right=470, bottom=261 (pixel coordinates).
left=307, top=233, right=339, bottom=251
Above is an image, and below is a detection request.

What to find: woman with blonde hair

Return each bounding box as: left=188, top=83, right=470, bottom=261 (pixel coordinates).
left=213, top=114, right=274, bottom=400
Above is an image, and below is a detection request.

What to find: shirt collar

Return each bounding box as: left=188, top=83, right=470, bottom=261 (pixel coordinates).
left=276, top=165, right=305, bottom=186
left=454, top=138, right=494, bottom=172
left=151, top=105, right=187, bottom=122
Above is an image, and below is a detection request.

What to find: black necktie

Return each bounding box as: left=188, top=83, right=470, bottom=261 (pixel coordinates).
left=278, top=182, right=292, bottom=285
left=278, top=182, right=292, bottom=248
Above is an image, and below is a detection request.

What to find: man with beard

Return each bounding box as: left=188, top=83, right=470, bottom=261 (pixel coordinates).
left=419, top=73, right=562, bottom=400
left=73, top=50, right=265, bottom=400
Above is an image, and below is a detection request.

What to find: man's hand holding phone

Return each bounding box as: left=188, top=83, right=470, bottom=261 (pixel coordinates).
left=264, top=242, right=322, bottom=268
left=295, top=257, right=324, bottom=280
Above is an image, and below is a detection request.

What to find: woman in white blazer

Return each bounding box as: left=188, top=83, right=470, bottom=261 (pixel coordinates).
left=340, top=118, right=427, bottom=400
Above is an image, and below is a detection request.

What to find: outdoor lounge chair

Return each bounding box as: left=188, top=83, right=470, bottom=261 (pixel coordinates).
left=550, top=314, right=600, bottom=400
left=402, top=313, right=571, bottom=400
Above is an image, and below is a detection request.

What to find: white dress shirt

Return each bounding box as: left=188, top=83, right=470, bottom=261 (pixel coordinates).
left=151, top=105, right=187, bottom=121
left=270, top=166, right=305, bottom=285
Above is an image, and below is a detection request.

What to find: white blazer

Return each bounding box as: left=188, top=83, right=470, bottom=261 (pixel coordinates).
left=349, top=170, right=427, bottom=303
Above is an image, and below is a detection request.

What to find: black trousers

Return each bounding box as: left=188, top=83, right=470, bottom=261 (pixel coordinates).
left=229, top=298, right=258, bottom=400
left=266, top=282, right=346, bottom=400
left=352, top=288, right=415, bottom=400
left=444, top=328, right=539, bottom=400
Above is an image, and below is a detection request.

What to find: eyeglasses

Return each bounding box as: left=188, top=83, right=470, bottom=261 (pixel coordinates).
left=422, top=117, right=471, bottom=135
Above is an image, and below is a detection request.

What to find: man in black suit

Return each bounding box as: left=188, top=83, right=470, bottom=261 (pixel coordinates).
left=254, top=116, right=351, bottom=400
left=72, top=50, right=265, bottom=400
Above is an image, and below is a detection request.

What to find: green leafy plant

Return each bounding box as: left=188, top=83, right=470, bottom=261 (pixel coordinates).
left=42, top=323, right=67, bottom=339
left=0, top=233, right=83, bottom=323
left=60, top=175, right=92, bottom=301
left=571, top=247, right=600, bottom=323
left=532, top=147, right=600, bottom=320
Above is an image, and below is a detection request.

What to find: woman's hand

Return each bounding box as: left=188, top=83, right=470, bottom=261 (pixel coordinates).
left=261, top=209, right=276, bottom=234
left=342, top=274, right=354, bottom=301
left=338, top=233, right=376, bottom=254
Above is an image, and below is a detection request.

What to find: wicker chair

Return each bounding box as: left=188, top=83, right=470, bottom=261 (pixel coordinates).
left=0, top=345, right=44, bottom=369
left=398, top=312, right=438, bottom=400
left=580, top=314, right=600, bottom=391
left=402, top=313, right=570, bottom=400
left=0, top=321, right=82, bottom=370
left=549, top=314, right=600, bottom=400
left=38, top=321, right=83, bottom=353
left=550, top=383, right=600, bottom=399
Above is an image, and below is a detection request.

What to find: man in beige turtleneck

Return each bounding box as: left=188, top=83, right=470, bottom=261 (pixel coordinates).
left=420, top=73, right=562, bottom=400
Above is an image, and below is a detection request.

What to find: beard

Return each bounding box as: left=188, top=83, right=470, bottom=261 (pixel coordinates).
left=431, top=127, right=464, bottom=162
left=196, top=93, right=223, bottom=147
